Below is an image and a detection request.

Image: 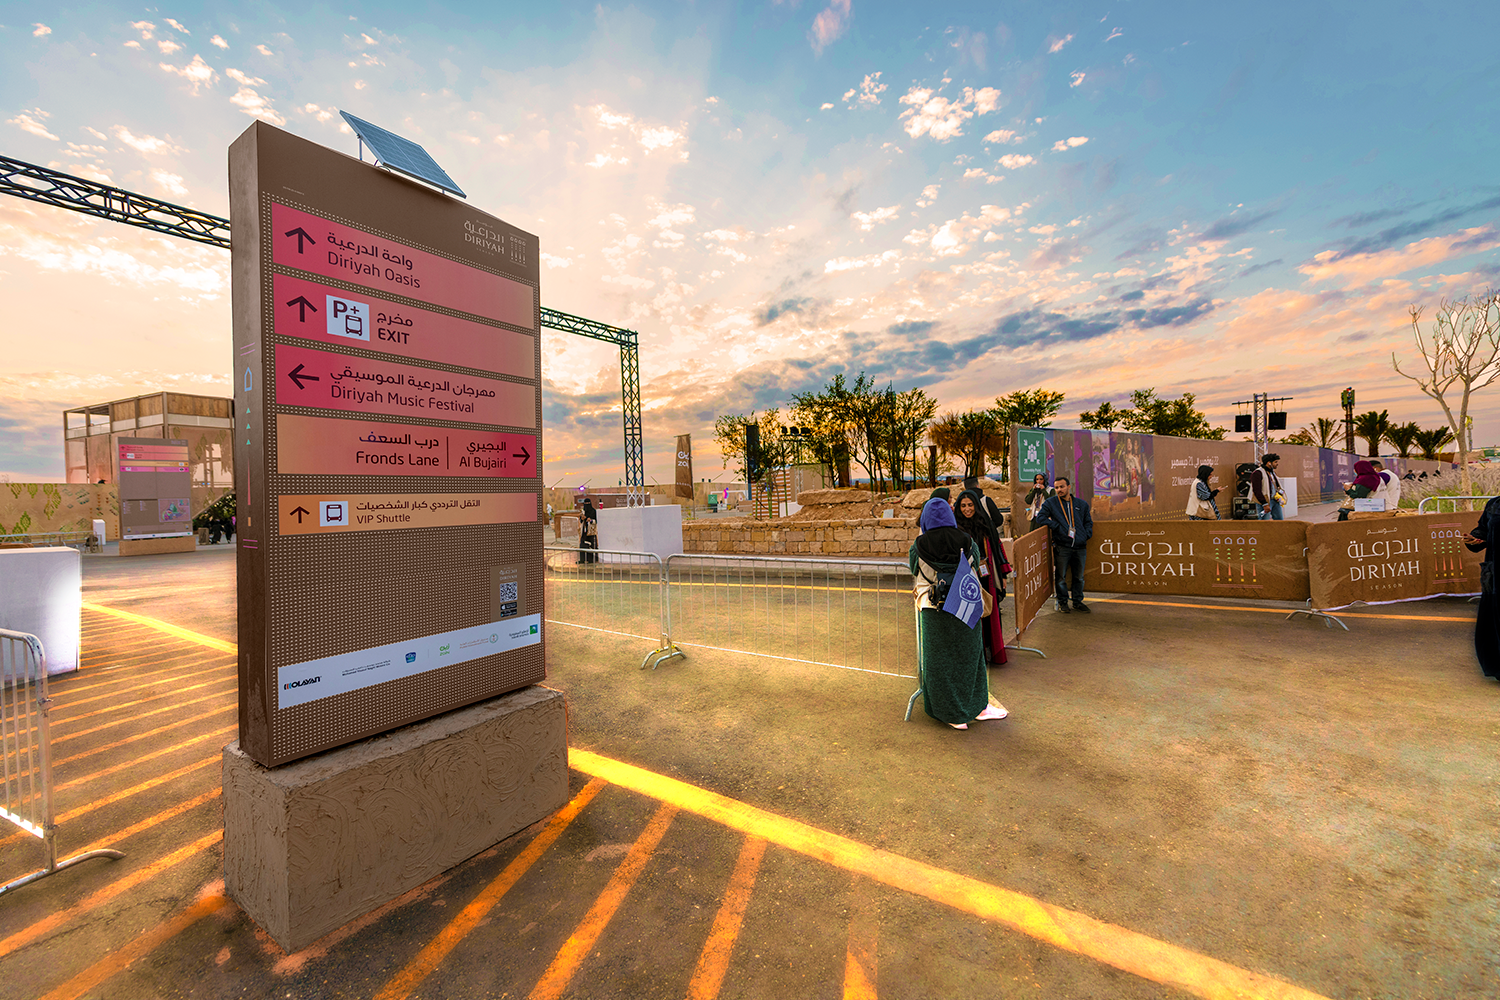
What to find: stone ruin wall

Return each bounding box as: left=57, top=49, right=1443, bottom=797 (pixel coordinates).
left=681, top=484, right=1013, bottom=557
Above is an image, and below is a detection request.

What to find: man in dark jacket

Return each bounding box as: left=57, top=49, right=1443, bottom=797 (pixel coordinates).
left=1037, top=476, right=1093, bottom=614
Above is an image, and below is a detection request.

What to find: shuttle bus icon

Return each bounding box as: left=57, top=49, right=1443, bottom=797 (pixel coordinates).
left=320, top=501, right=346, bottom=526
left=326, top=295, right=370, bottom=341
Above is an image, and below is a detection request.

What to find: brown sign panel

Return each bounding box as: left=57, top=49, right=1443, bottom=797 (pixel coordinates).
left=230, top=121, right=543, bottom=767
left=1009, top=526, right=1053, bottom=639
left=1307, top=512, right=1482, bottom=610
left=1085, top=520, right=1311, bottom=601
left=116, top=437, right=194, bottom=539
left=675, top=434, right=694, bottom=499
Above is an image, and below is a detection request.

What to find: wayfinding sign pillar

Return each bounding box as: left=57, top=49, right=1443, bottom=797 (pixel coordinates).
left=229, top=122, right=544, bottom=767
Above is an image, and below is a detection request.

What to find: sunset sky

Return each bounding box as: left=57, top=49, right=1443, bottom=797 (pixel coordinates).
left=4, top=2, right=1500, bottom=483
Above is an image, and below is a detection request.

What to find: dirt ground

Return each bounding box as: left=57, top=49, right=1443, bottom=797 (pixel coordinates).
left=0, top=546, right=1495, bottom=999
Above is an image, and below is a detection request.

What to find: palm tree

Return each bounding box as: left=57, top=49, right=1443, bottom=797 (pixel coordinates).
left=1305, top=417, right=1339, bottom=449
left=1384, top=421, right=1421, bottom=458
left=1414, top=426, right=1456, bottom=460
left=1351, top=409, right=1392, bottom=456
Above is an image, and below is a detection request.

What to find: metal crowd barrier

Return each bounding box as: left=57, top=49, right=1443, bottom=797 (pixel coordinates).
left=542, top=548, right=920, bottom=677
left=663, top=554, right=917, bottom=678
left=0, top=531, right=99, bottom=551
left=542, top=547, right=682, bottom=670
left=1417, top=495, right=1496, bottom=513
left=0, top=629, right=123, bottom=897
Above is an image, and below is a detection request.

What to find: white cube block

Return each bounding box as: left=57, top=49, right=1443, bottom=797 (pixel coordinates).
left=597, top=505, right=684, bottom=564
left=0, top=547, right=81, bottom=676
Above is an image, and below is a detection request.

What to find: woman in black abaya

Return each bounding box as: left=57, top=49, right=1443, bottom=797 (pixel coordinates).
left=1464, top=497, right=1500, bottom=680
left=578, top=498, right=599, bottom=564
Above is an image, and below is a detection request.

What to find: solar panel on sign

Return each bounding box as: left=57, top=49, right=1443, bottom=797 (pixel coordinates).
left=339, top=111, right=466, bottom=198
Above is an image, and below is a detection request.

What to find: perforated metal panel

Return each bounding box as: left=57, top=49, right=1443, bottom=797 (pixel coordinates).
left=230, top=122, right=543, bottom=766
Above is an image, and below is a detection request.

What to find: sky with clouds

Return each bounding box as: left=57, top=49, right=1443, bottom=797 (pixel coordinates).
left=4, top=1, right=1500, bottom=483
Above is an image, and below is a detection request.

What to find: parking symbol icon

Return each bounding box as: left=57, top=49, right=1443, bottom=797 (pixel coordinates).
left=326, top=295, right=370, bottom=341
left=320, top=501, right=346, bottom=526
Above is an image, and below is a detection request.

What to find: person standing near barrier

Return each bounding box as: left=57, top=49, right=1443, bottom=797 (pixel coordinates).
left=955, top=488, right=1010, bottom=665
left=1024, top=473, right=1052, bottom=529
left=909, top=499, right=1009, bottom=729
left=1463, top=497, right=1500, bottom=681
left=1187, top=464, right=1221, bottom=520
left=1372, top=460, right=1402, bottom=509
left=1038, top=477, right=1093, bottom=613
left=578, top=498, right=599, bottom=564
left=1253, top=454, right=1285, bottom=520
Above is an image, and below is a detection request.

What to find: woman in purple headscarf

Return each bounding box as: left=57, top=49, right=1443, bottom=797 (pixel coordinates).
left=908, top=498, right=1008, bottom=730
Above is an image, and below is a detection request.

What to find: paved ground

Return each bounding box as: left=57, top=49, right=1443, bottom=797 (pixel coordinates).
left=0, top=548, right=1496, bottom=1000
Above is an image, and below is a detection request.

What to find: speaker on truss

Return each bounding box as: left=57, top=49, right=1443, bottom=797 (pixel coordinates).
left=1235, top=414, right=1253, bottom=433
left=1268, top=411, right=1287, bottom=430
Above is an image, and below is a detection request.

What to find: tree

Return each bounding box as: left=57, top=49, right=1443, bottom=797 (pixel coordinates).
left=1078, top=401, right=1125, bottom=430
left=1117, top=388, right=1228, bottom=439
left=997, top=388, right=1066, bottom=427
left=989, top=388, right=1065, bottom=482
left=877, top=386, right=939, bottom=489
left=1278, top=429, right=1316, bottom=446
left=1351, top=409, right=1392, bottom=457
left=929, top=410, right=1003, bottom=480
left=1414, top=426, right=1456, bottom=461
left=713, top=410, right=790, bottom=486
left=1306, top=417, right=1340, bottom=449
left=1394, top=293, right=1500, bottom=496
left=1385, top=421, right=1421, bottom=458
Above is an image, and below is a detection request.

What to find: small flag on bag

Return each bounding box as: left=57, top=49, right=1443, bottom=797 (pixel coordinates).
left=942, top=550, right=984, bottom=628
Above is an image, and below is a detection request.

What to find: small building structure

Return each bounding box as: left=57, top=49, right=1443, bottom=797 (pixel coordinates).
left=63, top=392, right=234, bottom=488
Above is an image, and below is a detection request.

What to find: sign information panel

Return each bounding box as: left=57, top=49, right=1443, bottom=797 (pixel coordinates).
left=230, top=122, right=543, bottom=766
left=117, top=438, right=194, bottom=539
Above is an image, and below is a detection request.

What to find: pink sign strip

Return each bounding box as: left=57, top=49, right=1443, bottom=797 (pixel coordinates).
left=270, top=203, right=535, bottom=329
left=272, top=273, right=536, bottom=379
left=276, top=414, right=537, bottom=478
left=274, top=344, right=536, bottom=428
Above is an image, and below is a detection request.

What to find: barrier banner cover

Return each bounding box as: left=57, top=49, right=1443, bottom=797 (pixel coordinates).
left=1010, top=526, right=1054, bottom=639
left=1086, top=520, right=1311, bottom=601
left=1307, top=512, right=1482, bottom=610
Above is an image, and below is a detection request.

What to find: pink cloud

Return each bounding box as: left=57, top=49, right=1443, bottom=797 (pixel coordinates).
left=1299, top=226, right=1500, bottom=286
left=809, top=0, right=852, bottom=55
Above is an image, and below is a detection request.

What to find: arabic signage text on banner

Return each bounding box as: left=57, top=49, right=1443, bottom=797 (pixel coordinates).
left=275, top=414, right=536, bottom=477
left=272, top=273, right=536, bottom=377
left=1009, top=526, right=1054, bottom=639
left=1085, top=520, right=1311, bottom=601
left=1306, top=512, right=1482, bottom=610
left=276, top=492, right=536, bottom=536
left=675, top=434, right=694, bottom=499
left=274, top=343, right=535, bottom=426
left=271, top=202, right=536, bottom=327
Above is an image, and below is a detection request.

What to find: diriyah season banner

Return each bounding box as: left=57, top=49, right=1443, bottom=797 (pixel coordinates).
left=676, top=434, right=694, bottom=499
left=1306, top=512, right=1482, bottom=610
left=1009, top=526, right=1054, bottom=638
left=1085, top=520, right=1312, bottom=602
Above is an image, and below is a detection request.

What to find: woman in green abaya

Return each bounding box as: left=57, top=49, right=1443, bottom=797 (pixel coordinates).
left=909, top=498, right=1009, bottom=730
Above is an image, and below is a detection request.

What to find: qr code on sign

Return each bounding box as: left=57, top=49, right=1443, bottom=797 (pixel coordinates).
left=496, top=582, right=519, bottom=603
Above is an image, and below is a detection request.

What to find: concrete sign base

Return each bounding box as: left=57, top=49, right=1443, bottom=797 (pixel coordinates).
left=119, top=536, right=196, bottom=557
left=222, top=685, right=567, bottom=952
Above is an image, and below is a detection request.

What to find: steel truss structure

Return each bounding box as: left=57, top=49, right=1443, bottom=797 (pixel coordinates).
left=0, top=153, right=646, bottom=503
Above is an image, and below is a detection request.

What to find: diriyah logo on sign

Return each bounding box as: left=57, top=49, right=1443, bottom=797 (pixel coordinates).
left=1098, top=531, right=1196, bottom=586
